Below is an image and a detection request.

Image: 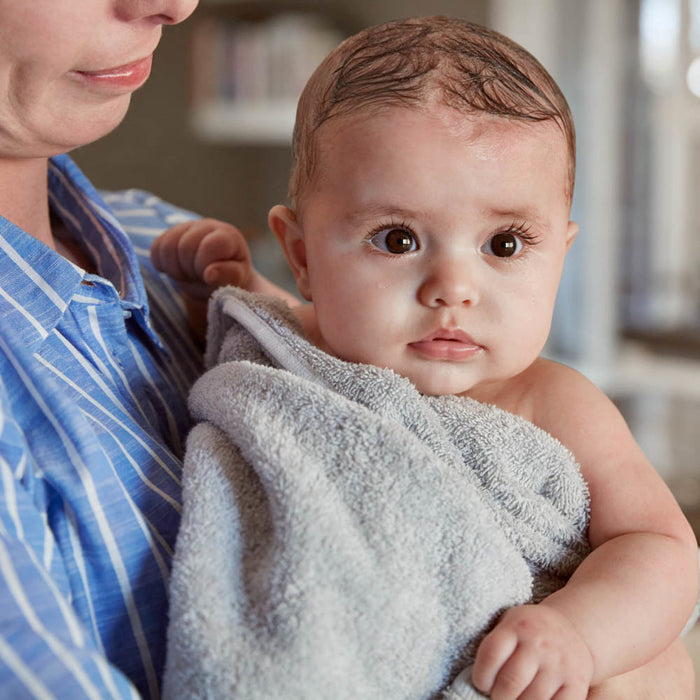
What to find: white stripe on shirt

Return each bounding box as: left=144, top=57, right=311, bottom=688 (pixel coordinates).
left=0, top=540, right=105, bottom=700
left=33, top=354, right=182, bottom=490
left=1, top=334, right=159, bottom=698
left=0, top=284, right=49, bottom=341
left=0, top=236, right=68, bottom=311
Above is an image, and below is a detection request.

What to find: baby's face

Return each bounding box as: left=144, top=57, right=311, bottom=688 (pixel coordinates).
left=291, top=105, right=577, bottom=396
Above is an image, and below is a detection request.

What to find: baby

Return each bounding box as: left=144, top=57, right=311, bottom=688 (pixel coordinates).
left=153, top=16, right=698, bottom=698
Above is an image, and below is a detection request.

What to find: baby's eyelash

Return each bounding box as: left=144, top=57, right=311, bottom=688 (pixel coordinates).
left=365, top=218, right=413, bottom=239
left=506, top=220, right=541, bottom=245
left=363, top=218, right=542, bottom=249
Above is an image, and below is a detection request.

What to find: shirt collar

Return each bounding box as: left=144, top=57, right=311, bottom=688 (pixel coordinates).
left=48, top=155, right=149, bottom=304
left=0, top=154, right=161, bottom=350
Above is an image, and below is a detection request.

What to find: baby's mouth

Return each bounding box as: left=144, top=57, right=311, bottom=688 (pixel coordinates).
left=408, top=328, right=483, bottom=361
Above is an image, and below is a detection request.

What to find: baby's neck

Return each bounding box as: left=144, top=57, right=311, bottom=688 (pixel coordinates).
left=292, top=304, right=327, bottom=351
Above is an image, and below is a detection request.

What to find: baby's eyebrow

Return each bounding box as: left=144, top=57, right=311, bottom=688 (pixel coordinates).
left=486, top=205, right=551, bottom=227
left=343, top=203, right=429, bottom=225
left=343, top=202, right=555, bottom=232
left=487, top=205, right=541, bottom=219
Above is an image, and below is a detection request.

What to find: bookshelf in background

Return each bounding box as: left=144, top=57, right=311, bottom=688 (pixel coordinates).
left=188, top=8, right=345, bottom=143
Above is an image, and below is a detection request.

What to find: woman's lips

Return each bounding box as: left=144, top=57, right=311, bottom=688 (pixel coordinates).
left=408, top=328, right=483, bottom=361
left=72, top=55, right=153, bottom=93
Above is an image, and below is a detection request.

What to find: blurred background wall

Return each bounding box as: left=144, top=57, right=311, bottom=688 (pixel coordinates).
left=74, top=0, right=700, bottom=516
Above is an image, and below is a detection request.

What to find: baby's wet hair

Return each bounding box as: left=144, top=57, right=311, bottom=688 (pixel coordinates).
left=289, top=16, right=575, bottom=209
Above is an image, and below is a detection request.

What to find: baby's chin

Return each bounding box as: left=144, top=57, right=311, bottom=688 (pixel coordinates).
left=321, top=341, right=479, bottom=396
left=401, top=371, right=477, bottom=398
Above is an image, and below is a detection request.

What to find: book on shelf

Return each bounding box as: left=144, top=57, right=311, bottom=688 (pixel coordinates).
left=189, top=12, right=344, bottom=107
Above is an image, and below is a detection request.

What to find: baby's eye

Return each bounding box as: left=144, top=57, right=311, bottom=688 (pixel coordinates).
left=369, top=227, right=419, bottom=254
left=481, top=232, right=523, bottom=258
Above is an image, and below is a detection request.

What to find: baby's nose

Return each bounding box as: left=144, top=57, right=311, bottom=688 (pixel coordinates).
left=417, top=256, right=480, bottom=308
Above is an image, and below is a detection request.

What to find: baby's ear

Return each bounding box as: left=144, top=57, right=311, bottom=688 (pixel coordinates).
left=268, top=205, right=312, bottom=301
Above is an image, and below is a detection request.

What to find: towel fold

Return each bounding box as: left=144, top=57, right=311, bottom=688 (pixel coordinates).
left=163, top=287, right=590, bottom=700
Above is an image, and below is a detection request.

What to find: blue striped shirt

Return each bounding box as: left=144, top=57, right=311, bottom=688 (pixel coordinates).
left=0, top=155, right=202, bottom=698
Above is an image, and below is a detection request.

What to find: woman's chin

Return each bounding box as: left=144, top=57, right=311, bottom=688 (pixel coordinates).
left=32, top=94, right=133, bottom=156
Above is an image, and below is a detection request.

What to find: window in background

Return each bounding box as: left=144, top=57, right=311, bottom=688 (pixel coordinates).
left=626, top=0, right=700, bottom=343
left=492, top=0, right=700, bottom=509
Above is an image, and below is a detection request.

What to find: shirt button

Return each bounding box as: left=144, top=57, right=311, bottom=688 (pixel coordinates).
left=123, top=310, right=132, bottom=319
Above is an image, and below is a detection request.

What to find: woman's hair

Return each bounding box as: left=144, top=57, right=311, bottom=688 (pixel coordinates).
left=289, top=16, right=576, bottom=208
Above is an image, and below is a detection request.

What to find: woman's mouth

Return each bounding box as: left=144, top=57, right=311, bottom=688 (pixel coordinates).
left=72, top=55, right=153, bottom=93
left=408, top=328, right=483, bottom=361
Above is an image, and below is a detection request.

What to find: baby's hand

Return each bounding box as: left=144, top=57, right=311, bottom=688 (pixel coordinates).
left=151, top=218, right=254, bottom=341
left=471, top=604, right=594, bottom=699
left=150, top=218, right=252, bottom=301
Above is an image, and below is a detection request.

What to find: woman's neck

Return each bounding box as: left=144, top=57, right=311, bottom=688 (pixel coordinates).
left=0, top=156, right=53, bottom=245
left=0, top=155, right=96, bottom=271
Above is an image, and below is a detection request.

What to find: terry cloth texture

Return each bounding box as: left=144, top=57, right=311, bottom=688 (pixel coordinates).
left=163, top=287, right=591, bottom=700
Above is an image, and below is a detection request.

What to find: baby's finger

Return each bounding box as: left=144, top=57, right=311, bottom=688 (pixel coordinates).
left=488, top=646, right=538, bottom=700
left=471, top=628, right=518, bottom=694
left=193, top=225, right=250, bottom=279
left=151, top=222, right=194, bottom=278
left=175, top=221, right=229, bottom=280
left=518, top=670, right=568, bottom=700
left=203, top=259, right=251, bottom=288
left=517, top=658, right=588, bottom=700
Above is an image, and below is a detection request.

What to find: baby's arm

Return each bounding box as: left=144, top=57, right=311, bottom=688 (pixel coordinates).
left=471, top=360, right=699, bottom=698
left=151, top=218, right=299, bottom=340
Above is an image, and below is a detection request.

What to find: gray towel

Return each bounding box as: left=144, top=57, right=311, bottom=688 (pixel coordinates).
left=163, top=287, right=590, bottom=700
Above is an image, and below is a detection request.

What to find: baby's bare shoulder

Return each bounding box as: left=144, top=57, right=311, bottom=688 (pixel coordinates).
left=511, top=358, right=614, bottom=436
left=520, top=355, right=587, bottom=386
left=466, top=358, right=613, bottom=439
